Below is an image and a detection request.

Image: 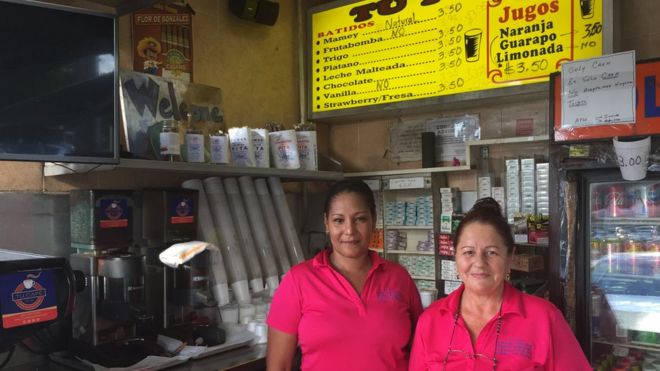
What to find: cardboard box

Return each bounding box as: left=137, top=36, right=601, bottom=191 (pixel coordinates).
left=511, top=254, right=544, bottom=272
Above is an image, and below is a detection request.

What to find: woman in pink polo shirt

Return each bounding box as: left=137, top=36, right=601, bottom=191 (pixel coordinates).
left=410, top=198, right=591, bottom=371
left=267, top=179, right=423, bottom=371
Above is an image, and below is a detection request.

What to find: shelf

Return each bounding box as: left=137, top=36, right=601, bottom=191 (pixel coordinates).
left=594, top=339, right=660, bottom=352
left=464, top=134, right=549, bottom=167
left=43, top=159, right=344, bottom=181
left=601, top=294, right=660, bottom=333
left=343, top=135, right=547, bottom=178
left=386, top=250, right=434, bottom=256
left=514, top=242, right=549, bottom=248
left=411, top=275, right=436, bottom=280
left=592, top=216, right=660, bottom=226
left=344, top=165, right=470, bottom=178
left=384, top=225, right=433, bottom=230
left=465, top=134, right=549, bottom=147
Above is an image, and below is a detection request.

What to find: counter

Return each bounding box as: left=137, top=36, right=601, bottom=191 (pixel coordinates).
left=42, top=344, right=266, bottom=371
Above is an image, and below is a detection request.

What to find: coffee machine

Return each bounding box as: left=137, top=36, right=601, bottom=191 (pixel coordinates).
left=68, top=190, right=147, bottom=346
left=140, top=188, right=218, bottom=332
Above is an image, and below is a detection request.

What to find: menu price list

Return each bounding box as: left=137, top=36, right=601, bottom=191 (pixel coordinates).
left=312, top=1, right=467, bottom=113
left=311, top=0, right=603, bottom=113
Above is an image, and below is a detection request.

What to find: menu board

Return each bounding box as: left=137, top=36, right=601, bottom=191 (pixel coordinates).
left=309, top=0, right=605, bottom=116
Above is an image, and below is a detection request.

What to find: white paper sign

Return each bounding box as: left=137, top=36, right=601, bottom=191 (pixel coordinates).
left=389, top=177, right=424, bottom=190
left=388, top=119, right=425, bottom=162
left=561, top=51, right=636, bottom=128
left=440, top=259, right=458, bottom=281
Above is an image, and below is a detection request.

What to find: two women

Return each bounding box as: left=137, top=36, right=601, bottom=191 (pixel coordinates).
left=267, top=178, right=590, bottom=370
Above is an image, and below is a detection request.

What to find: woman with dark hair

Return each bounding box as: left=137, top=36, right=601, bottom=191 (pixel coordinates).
left=267, top=179, right=422, bottom=371
left=409, top=198, right=590, bottom=370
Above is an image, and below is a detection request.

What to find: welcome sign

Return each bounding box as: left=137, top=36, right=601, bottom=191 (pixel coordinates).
left=309, top=0, right=605, bottom=115
left=119, top=70, right=223, bottom=159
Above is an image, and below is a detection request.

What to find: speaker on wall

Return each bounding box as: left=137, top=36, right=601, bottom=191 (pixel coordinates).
left=229, top=0, right=279, bottom=26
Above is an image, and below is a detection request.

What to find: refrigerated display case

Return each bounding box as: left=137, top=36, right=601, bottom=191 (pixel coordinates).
left=576, top=171, right=660, bottom=370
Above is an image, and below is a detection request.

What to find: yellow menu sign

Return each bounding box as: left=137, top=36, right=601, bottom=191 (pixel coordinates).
left=310, top=0, right=603, bottom=114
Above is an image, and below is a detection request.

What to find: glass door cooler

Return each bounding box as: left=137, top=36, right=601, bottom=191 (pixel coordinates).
left=581, top=174, right=660, bottom=370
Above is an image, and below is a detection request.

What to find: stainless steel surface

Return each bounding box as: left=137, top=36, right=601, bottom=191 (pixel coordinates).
left=98, top=254, right=143, bottom=279
left=168, top=344, right=267, bottom=371
left=0, top=192, right=70, bottom=258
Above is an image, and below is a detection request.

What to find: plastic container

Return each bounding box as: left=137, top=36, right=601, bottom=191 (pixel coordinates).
left=160, top=120, right=181, bottom=162
left=185, top=127, right=205, bottom=163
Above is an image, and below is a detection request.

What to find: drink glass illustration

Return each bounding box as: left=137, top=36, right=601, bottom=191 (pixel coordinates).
left=580, top=0, right=594, bottom=19
left=464, top=29, right=482, bottom=62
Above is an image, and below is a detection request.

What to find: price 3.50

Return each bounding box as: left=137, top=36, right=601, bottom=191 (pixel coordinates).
left=437, top=77, right=464, bottom=92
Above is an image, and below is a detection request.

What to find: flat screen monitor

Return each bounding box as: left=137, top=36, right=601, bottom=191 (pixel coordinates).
left=0, top=0, right=118, bottom=164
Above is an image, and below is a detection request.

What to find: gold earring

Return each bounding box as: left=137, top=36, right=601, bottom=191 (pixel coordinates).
left=506, top=272, right=511, bottom=281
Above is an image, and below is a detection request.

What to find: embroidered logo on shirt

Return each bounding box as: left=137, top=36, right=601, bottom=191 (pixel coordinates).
left=496, top=338, right=533, bottom=358
left=377, top=288, right=403, bottom=302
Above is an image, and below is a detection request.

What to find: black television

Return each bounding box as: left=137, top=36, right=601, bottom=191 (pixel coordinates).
left=0, top=0, right=118, bottom=164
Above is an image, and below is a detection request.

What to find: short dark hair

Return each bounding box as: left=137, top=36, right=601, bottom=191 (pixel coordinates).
left=453, top=197, right=514, bottom=255
left=323, top=179, right=376, bottom=219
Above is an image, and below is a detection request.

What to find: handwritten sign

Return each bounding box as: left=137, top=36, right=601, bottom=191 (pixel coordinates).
left=560, top=51, right=635, bottom=128
left=553, top=59, right=660, bottom=141
left=389, top=177, right=425, bottom=190
left=310, top=0, right=604, bottom=116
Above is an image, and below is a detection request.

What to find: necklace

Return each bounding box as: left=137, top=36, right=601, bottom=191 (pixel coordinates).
left=442, top=304, right=503, bottom=371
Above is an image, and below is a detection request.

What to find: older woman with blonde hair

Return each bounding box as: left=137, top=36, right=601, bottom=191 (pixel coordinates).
left=409, top=198, right=590, bottom=370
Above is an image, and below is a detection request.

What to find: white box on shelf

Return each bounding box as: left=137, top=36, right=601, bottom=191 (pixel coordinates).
left=440, top=259, right=458, bottom=281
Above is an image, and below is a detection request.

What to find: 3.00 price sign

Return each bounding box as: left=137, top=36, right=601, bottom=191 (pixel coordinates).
left=309, top=0, right=604, bottom=115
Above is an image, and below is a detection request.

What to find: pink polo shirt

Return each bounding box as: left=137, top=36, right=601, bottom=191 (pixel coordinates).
left=267, top=249, right=423, bottom=371
left=409, top=283, right=591, bottom=371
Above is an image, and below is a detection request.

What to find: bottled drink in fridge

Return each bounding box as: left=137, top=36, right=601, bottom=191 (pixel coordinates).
left=603, top=185, right=630, bottom=217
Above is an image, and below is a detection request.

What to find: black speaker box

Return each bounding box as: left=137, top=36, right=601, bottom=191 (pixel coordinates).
left=229, top=0, right=279, bottom=26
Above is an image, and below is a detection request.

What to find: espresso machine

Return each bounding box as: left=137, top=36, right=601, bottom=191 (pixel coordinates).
left=140, top=188, right=220, bottom=337
left=68, top=190, right=148, bottom=348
